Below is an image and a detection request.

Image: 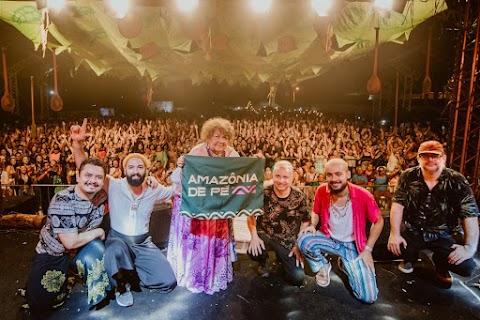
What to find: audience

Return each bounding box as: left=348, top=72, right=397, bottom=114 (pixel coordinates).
left=0, top=113, right=446, bottom=211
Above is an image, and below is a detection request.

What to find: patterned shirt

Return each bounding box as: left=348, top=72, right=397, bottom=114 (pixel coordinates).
left=257, top=186, right=310, bottom=250
left=393, top=166, right=479, bottom=234
left=36, top=186, right=106, bottom=256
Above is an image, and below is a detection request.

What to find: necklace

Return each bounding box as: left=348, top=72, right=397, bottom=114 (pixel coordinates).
left=330, top=195, right=350, bottom=219
left=206, top=144, right=226, bottom=157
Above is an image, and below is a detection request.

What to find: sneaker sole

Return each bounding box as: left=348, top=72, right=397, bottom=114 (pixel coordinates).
left=115, top=293, right=134, bottom=307
left=398, top=265, right=414, bottom=274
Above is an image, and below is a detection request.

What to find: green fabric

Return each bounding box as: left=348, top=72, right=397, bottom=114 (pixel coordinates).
left=0, top=0, right=447, bottom=86
left=180, top=155, right=264, bottom=219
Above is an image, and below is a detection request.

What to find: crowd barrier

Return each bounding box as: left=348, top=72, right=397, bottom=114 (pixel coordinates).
left=1, top=183, right=392, bottom=216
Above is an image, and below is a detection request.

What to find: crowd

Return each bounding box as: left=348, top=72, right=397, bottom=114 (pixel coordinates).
left=1, top=113, right=476, bottom=317
left=0, top=113, right=445, bottom=209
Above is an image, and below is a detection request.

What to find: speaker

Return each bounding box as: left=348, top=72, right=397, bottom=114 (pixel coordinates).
left=149, top=203, right=172, bottom=249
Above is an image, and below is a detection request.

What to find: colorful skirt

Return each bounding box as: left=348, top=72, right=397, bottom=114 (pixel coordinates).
left=167, top=194, right=235, bottom=294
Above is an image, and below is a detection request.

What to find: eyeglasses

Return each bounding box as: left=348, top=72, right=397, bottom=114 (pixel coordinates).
left=418, top=153, right=443, bottom=159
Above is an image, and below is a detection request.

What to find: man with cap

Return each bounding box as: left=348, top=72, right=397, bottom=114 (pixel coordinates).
left=388, top=140, right=479, bottom=288
left=71, top=119, right=178, bottom=307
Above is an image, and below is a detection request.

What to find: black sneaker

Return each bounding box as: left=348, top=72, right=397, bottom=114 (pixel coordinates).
left=115, top=284, right=133, bottom=307
left=257, top=262, right=270, bottom=278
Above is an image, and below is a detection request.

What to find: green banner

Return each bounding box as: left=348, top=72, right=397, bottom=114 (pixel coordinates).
left=180, top=155, right=265, bottom=219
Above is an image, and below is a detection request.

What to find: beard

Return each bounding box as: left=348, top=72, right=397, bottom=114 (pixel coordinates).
left=328, top=181, right=348, bottom=194
left=127, top=173, right=145, bottom=187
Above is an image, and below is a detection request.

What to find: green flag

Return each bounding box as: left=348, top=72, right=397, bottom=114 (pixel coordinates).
left=180, top=155, right=264, bottom=219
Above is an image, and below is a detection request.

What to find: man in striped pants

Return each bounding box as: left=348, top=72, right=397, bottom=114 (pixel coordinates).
left=298, top=158, right=384, bottom=303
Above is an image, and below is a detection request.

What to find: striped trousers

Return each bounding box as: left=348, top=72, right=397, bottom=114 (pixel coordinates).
left=298, top=232, right=378, bottom=303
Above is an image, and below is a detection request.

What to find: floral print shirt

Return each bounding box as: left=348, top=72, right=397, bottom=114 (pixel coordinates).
left=393, top=166, right=479, bottom=234
left=258, top=186, right=310, bottom=250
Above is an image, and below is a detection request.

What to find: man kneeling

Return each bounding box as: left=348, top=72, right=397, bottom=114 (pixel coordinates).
left=298, top=159, right=383, bottom=303
left=26, top=158, right=110, bottom=315
left=248, top=160, right=310, bottom=285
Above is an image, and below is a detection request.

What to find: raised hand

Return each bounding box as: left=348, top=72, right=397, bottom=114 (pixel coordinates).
left=70, top=118, right=88, bottom=142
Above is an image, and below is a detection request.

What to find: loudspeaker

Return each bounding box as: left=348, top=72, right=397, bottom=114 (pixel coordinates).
left=149, top=203, right=172, bottom=249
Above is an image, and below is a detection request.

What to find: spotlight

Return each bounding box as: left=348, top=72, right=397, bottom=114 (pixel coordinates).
left=104, top=0, right=130, bottom=19
left=311, top=0, right=334, bottom=17
left=250, top=0, right=272, bottom=14
left=47, top=0, right=66, bottom=12
left=177, top=0, right=198, bottom=12
left=374, top=0, right=394, bottom=12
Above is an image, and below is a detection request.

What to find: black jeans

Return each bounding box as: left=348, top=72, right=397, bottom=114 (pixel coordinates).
left=248, top=233, right=305, bottom=286
left=401, top=229, right=476, bottom=276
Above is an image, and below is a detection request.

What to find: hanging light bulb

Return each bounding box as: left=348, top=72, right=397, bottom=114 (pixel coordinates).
left=311, top=0, right=334, bottom=17
left=250, top=0, right=272, bottom=14
left=104, top=0, right=130, bottom=19
left=177, top=0, right=198, bottom=12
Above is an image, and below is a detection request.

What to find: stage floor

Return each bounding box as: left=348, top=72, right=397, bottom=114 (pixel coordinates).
left=1, top=217, right=480, bottom=320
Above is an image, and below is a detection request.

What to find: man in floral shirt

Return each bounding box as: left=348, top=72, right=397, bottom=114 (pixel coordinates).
left=388, top=140, right=479, bottom=288
left=248, top=160, right=310, bottom=285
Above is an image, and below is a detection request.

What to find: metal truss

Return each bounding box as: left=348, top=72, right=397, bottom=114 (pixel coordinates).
left=447, top=0, right=480, bottom=196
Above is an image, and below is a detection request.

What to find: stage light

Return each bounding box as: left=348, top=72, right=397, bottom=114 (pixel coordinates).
left=47, top=0, right=66, bottom=12
left=250, top=0, right=272, bottom=14
left=104, top=0, right=130, bottom=19
left=374, top=0, right=394, bottom=12
left=177, top=0, right=198, bottom=12
left=311, top=0, right=334, bottom=17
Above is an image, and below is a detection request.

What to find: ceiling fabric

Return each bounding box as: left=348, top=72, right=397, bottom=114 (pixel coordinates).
left=0, top=0, right=447, bottom=87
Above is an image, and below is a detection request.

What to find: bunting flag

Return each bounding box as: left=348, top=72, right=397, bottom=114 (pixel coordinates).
left=180, top=155, right=265, bottom=219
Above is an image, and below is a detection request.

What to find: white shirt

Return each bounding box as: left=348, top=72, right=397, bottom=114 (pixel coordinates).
left=328, top=202, right=354, bottom=242
left=108, top=177, right=174, bottom=236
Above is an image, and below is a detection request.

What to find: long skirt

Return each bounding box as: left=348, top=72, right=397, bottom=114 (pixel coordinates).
left=26, top=239, right=110, bottom=314
left=167, top=194, right=235, bottom=294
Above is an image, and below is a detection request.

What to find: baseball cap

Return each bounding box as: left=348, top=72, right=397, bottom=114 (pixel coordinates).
left=418, top=140, right=444, bottom=155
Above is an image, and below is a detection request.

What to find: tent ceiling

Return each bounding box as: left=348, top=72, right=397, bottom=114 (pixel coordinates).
left=0, top=0, right=447, bottom=87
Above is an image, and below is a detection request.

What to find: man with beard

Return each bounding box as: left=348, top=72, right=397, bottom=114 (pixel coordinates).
left=388, top=140, right=478, bottom=288
left=71, top=119, right=178, bottom=307
left=297, top=158, right=383, bottom=303
left=26, top=158, right=110, bottom=315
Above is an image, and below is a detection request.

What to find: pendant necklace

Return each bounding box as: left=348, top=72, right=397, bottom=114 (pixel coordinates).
left=330, top=195, right=350, bottom=219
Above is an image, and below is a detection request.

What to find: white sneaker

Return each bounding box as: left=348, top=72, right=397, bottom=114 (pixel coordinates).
left=315, top=262, right=332, bottom=287
left=115, top=284, right=133, bottom=307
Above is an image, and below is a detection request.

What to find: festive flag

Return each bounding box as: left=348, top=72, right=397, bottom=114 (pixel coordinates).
left=180, top=155, right=264, bottom=219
